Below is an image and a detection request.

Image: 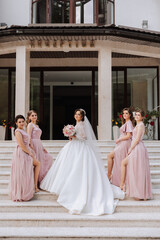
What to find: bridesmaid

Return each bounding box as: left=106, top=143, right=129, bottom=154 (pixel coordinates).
left=108, top=108, right=134, bottom=187
left=9, top=115, right=40, bottom=201
left=27, top=110, right=53, bottom=184
left=120, top=109, right=152, bottom=200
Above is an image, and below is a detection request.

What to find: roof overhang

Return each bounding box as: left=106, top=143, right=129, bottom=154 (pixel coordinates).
left=0, top=24, right=160, bottom=48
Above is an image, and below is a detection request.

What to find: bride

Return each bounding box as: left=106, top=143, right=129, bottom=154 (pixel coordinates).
left=40, top=109, right=124, bottom=215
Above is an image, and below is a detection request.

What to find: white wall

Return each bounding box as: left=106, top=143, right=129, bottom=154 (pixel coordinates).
left=0, top=0, right=31, bottom=26
left=115, top=0, right=160, bottom=32
left=0, top=0, right=160, bottom=31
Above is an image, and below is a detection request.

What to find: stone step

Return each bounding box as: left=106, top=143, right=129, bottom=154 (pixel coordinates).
left=0, top=169, right=160, bottom=183
left=0, top=227, right=160, bottom=240
left=1, top=144, right=160, bottom=152
left=0, top=171, right=10, bottom=180
left=0, top=189, right=57, bottom=201
left=0, top=164, right=11, bottom=171
left=0, top=212, right=160, bottom=228
left=0, top=200, right=66, bottom=213
left=1, top=156, right=160, bottom=165
left=0, top=180, right=8, bottom=188
left=117, top=199, right=160, bottom=213
left=1, top=161, right=160, bottom=173
left=1, top=189, right=160, bottom=201
left=0, top=139, right=160, bottom=146
left=150, top=170, right=160, bottom=179
left=151, top=179, right=160, bottom=188
left=0, top=154, right=160, bottom=164
left=0, top=149, right=160, bottom=157
left=1, top=179, right=160, bottom=189
left=0, top=199, right=160, bottom=213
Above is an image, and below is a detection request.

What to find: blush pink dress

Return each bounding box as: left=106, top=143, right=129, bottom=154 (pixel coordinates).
left=112, top=120, right=134, bottom=187
left=30, top=123, right=53, bottom=184
left=126, top=122, right=152, bottom=199
left=9, top=129, right=34, bottom=201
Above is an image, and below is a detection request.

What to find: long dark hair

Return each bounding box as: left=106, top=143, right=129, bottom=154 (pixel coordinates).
left=14, top=115, right=25, bottom=133
left=121, top=107, right=134, bottom=125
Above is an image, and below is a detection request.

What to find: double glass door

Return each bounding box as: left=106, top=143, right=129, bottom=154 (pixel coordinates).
left=30, top=69, right=98, bottom=140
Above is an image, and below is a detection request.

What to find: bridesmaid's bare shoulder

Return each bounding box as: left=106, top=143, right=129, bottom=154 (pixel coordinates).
left=15, top=129, right=24, bottom=137
left=27, top=122, right=34, bottom=129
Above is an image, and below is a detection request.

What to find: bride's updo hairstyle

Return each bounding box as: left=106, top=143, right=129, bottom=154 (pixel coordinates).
left=74, top=109, right=86, bottom=121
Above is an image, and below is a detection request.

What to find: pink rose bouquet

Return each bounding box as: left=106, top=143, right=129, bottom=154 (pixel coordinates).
left=63, top=125, right=76, bottom=137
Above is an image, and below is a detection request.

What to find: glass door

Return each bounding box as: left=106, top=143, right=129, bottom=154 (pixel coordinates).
left=0, top=69, right=9, bottom=122
left=112, top=69, right=126, bottom=119
left=43, top=69, right=98, bottom=140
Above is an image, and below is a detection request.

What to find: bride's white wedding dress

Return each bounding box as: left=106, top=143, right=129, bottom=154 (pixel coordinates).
left=40, top=117, right=124, bottom=215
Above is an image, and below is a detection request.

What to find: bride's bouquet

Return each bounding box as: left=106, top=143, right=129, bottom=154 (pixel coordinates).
left=63, top=125, right=76, bottom=137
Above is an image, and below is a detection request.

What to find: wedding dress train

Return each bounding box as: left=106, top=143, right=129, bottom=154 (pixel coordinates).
left=40, top=117, right=124, bottom=215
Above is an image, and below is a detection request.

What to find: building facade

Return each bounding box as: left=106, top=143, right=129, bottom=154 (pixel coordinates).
left=0, top=0, right=160, bottom=140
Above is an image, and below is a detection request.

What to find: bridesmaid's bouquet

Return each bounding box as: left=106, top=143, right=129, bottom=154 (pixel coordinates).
left=63, top=125, right=76, bottom=137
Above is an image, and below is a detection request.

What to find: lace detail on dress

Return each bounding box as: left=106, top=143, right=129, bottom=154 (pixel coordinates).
left=75, top=122, right=86, bottom=140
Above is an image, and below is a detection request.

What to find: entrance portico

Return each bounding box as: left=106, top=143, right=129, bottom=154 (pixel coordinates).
left=15, top=42, right=113, bottom=139
left=0, top=25, right=160, bottom=140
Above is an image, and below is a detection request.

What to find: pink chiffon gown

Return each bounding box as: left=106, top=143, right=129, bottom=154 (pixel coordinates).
left=9, top=129, right=34, bottom=201
left=30, top=123, right=53, bottom=184
left=112, top=120, right=134, bottom=187
left=126, top=122, right=152, bottom=199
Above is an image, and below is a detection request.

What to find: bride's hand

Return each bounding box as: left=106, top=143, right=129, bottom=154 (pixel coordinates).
left=69, top=136, right=76, bottom=141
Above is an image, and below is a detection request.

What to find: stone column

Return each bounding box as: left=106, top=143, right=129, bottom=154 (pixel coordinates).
left=98, top=47, right=112, bottom=140
left=15, top=46, right=30, bottom=117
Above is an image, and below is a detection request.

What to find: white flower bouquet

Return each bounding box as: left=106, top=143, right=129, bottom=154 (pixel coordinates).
left=63, top=125, right=76, bottom=137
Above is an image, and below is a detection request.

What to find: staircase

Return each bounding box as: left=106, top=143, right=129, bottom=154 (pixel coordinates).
left=0, top=140, right=160, bottom=239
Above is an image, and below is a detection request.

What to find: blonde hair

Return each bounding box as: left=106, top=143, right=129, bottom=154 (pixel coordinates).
left=26, top=110, right=38, bottom=126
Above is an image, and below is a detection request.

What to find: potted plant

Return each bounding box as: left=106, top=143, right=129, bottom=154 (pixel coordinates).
left=7, top=120, right=15, bottom=140
left=144, top=110, right=160, bottom=140
left=112, top=114, right=122, bottom=140
left=0, top=120, right=7, bottom=140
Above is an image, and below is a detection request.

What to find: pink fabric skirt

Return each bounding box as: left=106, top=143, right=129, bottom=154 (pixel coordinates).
left=9, top=146, right=34, bottom=201
left=112, top=139, right=131, bottom=187
left=126, top=141, right=152, bottom=199
left=32, top=139, right=53, bottom=183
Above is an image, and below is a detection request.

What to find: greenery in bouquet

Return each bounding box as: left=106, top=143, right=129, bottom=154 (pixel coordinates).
left=112, top=113, right=122, bottom=128
left=144, top=110, right=160, bottom=126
